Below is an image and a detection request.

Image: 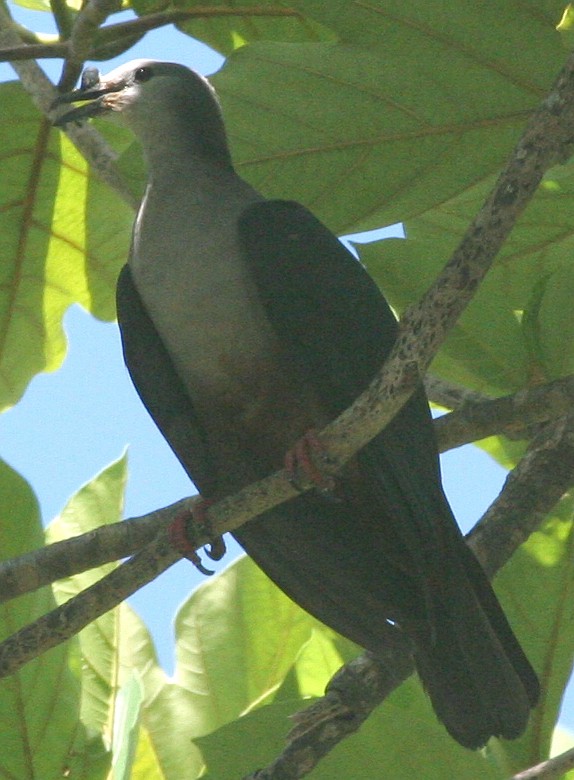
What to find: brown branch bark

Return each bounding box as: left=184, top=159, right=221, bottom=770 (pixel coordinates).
left=2, top=373, right=572, bottom=606
left=435, top=375, right=574, bottom=452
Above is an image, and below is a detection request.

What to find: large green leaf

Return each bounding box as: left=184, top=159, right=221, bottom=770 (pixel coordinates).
left=173, top=554, right=324, bottom=736
left=46, top=455, right=204, bottom=780
left=361, top=161, right=574, bottom=395
left=493, top=496, right=574, bottom=770
left=0, top=459, right=109, bottom=779
left=0, top=82, right=133, bottom=411
left=209, top=1, right=566, bottom=233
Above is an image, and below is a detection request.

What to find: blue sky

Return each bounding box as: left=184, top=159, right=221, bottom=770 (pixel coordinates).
left=1, top=2, right=572, bottom=734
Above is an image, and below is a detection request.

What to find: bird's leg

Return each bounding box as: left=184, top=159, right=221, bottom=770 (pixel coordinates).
left=168, top=498, right=226, bottom=576
left=284, top=429, right=336, bottom=494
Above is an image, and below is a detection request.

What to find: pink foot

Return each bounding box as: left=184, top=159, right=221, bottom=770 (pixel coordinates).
left=168, top=498, right=226, bottom=575
left=284, top=429, right=335, bottom=492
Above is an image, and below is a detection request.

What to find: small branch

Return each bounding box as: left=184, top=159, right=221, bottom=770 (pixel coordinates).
left=0, top=497, right=196, bottom=604
left=244, top=648, right=415, bottom=780
left=0, top=42, right=68, bottom=61
left=59, top=0, right=121, bottom=89
left=0, top=523, right=180, bottom=677
left=510, top=745, right=574, bottom=779
left=435, top=375, right=574, bottom=451
left=50, top=0, right=73, bottom=39
left=98, top=5, right=303, bottom=43
left=469, top=412, right=574, bottom=577
left=424, top=374, right=490, bottom=410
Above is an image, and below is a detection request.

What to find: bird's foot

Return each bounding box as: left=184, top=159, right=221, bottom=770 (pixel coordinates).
left=284, top=429, right=336, bottom=495
left=168, top=498, right=226, bottom=576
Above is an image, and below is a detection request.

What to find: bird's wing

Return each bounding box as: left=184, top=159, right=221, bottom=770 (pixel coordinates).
left=116, top=264, right=216, bottom=495
left=238, top=199, right=448, bottom=579
left=237, top=201, right=538, bottom=746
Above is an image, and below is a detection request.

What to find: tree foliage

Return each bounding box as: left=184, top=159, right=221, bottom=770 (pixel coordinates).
left=0, top=1, right=574, bottom=778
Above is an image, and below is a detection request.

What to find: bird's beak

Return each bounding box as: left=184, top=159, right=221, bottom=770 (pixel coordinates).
left=52, top=70, right=125, bottom=127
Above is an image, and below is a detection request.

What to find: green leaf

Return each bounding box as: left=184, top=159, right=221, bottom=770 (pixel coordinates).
left=45, top=456, right=204, bottom=779
left=0, top=82, right=133, bottom=411
left=210, top=1, right=565, bottom=233
left=0, top=459, right=110, bottom=779
left=360, top=160, right=574, bottom=395
left=173, top=555, right=321, bottom=735
left=111, top=672, right=144, bottom=780
left=493, top=497, right=574, bottom=768
left=362, top=236, right=530, bottom=395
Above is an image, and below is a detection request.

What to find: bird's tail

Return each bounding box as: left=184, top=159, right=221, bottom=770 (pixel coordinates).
left=413, top=542, right=539, bottom=749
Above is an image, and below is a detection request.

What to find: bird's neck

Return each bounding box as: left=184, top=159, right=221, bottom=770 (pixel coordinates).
left=131, top=106, right=233, bottom=181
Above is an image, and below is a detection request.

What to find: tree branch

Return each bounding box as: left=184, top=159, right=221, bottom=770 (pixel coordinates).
left=469, top=412, right=574, bottom=576
left=0, top=497, right=195, bottom=604
left=424, top=374, right=490, bottom=410
left=434, top=375, right=574, bottom=452
left=58, top=0, right=122, bottom=90
left=2, top=373, right=572, bottom=606
left=0, top=7, right=303, bottom=64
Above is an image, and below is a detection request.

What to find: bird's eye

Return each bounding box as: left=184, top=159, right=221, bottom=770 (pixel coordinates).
left=133, top=67, right=153, bottom=83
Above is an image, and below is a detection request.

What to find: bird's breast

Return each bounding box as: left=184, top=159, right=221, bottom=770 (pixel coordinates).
left=128, top=179, right=325, bottom=471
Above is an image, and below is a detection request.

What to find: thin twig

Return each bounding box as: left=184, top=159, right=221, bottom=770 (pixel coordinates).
left=98, top=5, right=303, bottom=43
left=0, top=42, right=68, bottom=61
left=469, top=413, right=574, bottom=577
left=59, top=0, right=121, bottom=89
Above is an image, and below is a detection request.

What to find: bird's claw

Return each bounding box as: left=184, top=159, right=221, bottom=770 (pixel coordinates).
left=284, top=429, right=336, bottom=494
left=168, top=498, right=226, bottom=575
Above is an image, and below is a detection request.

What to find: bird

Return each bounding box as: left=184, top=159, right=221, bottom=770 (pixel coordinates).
left=54, top=59, right=539, bottom=749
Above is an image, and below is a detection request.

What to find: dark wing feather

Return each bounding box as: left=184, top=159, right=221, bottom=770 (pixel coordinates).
left=238, top=200, right=538, bottom=748
left=116, top=264, right=216, bottom=495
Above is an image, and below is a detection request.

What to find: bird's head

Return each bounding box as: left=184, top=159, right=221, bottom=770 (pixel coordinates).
left=53, top=60, right=231, bottom=166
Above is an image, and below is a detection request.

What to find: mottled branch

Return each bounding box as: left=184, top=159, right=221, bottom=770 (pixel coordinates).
left=435, top=375, right=574, bottom=452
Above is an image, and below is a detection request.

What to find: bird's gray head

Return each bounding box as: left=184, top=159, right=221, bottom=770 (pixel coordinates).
left=54, top=59, right=231, bottom=166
